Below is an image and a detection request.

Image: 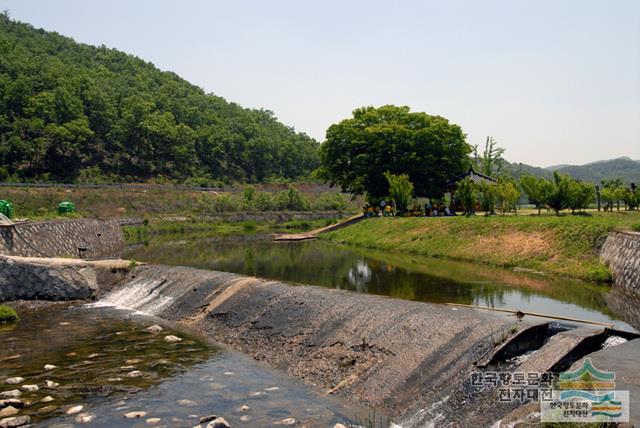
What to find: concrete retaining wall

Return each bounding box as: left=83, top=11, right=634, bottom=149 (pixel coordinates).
left=0, top=218, right=124, bottom=258
left=0, top=256, right=130, bottom=301
left=601, top=231, right=640, bottom=294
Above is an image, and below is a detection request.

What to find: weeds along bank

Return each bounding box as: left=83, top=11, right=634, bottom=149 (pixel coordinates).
left=0, top=184, right=361, bottom=220
left=321, top=211, right=640, bottom=282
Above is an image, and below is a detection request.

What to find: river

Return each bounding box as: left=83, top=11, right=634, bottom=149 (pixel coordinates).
left=124, top=233, right=637, bottom=332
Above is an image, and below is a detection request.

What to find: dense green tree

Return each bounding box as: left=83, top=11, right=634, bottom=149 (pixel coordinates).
left=545, top=172, right=571, bottom=215
left=495, top=179, right=520, bottom=216
left=519, top=174, right=553, bottom=215
left=622, top=186, right=638, bottom=210
left=0, top=14, right=319, bottom=183
left=567, top=180, right=595, bottom=213
left=600, top=179, right=625, bottom=211
left=319, top=105, right=470, bottom=200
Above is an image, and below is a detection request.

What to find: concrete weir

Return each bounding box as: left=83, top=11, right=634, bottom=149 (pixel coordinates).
left=99, top=264, right=520, bottom=417
left=93, top=263, right=637, bottom=426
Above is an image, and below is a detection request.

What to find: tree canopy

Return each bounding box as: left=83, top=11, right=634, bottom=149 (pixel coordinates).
left=318, top=105, right=471, bottom=199
left=0, top=14, right=319, bottom=183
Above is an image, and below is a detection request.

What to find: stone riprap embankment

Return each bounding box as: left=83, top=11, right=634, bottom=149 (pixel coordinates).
left=0, top=218, right=123, bottom=258
left=0, top=255, right=130, bottom=301
left=606, top=286, right=640, bottom=332
left=601, top=231, right=640, bottom=294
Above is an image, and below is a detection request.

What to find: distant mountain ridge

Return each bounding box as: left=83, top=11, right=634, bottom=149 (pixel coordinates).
left=505, top=157, right=640, bottom=184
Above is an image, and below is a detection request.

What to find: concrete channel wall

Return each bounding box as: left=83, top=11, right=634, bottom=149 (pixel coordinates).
left=0, top=256, right=131, bottom=301
left=601, top=231, right=640, bottom=294
left=0, top=218, right=124, bottom=258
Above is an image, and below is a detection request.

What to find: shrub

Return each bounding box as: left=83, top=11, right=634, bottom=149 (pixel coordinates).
left=456, top=177, right=476, bottom=215
left=0, top=305, right=19, bottom=324
left=312, top=192, right=348, bottom=211
left=477, top=181, right=496, bottom=214
left=384, top=172, right=414, bottom=214
left=242, top=220, right=257, bottom=231
left=210, top=194, right=241, bottom=212
left=253, top=192, right=275, bottom=211
left=274, top=186, right=310, bottom=211
left=495, top=180, right=521, bottom=216
left=243, top=186, right=256, bottom=206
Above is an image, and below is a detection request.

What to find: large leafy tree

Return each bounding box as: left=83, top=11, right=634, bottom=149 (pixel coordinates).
left=319, top=105, right=471, bottom=199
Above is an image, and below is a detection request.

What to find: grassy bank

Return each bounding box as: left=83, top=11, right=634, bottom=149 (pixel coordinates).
left=0, top=184, right=360, bottom=220
left=321, top=211, right=640, bottom=282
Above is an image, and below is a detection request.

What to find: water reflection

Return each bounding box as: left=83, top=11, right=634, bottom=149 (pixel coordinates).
left=347, top=261, right=373, bottom=292
left=125, top=234, right=634, bottom=331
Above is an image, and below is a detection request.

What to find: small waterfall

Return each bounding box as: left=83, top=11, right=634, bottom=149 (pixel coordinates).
left=95, top=265, right=242, bottom=316
left=99, top=277, right=175, bottom=315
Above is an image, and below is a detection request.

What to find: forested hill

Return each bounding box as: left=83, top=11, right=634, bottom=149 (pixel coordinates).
left=0, top=14, right=319, bottom=184
left=503, top=157, right=640, bottom=184
left=549, top=157, right=640, bottom=184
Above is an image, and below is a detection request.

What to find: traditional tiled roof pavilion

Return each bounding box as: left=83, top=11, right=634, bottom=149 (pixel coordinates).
left=445, top=167, right=497, bottom=190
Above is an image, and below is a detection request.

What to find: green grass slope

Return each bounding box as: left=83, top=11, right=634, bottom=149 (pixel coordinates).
left=321, top=212, right=640, bottom=282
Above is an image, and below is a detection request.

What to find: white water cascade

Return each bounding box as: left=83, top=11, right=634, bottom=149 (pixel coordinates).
left=99, top=276, right=175, bottom=315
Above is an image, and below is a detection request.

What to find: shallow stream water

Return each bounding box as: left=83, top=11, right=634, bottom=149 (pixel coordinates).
left=0, top=304, right=367, bottom=427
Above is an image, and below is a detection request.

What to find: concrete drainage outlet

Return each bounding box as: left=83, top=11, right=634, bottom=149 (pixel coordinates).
left=484, top=322, right=570, bottom=366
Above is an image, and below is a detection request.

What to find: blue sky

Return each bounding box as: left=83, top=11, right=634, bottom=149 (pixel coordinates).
left=2, top=0, right=639, bottom=167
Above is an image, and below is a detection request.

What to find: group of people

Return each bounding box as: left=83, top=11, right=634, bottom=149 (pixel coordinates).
left=362, top=200, right=454, bottom=217
left=423, top=201, right=452, bottom=217
left=362, top=200, right=395, bottom=217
